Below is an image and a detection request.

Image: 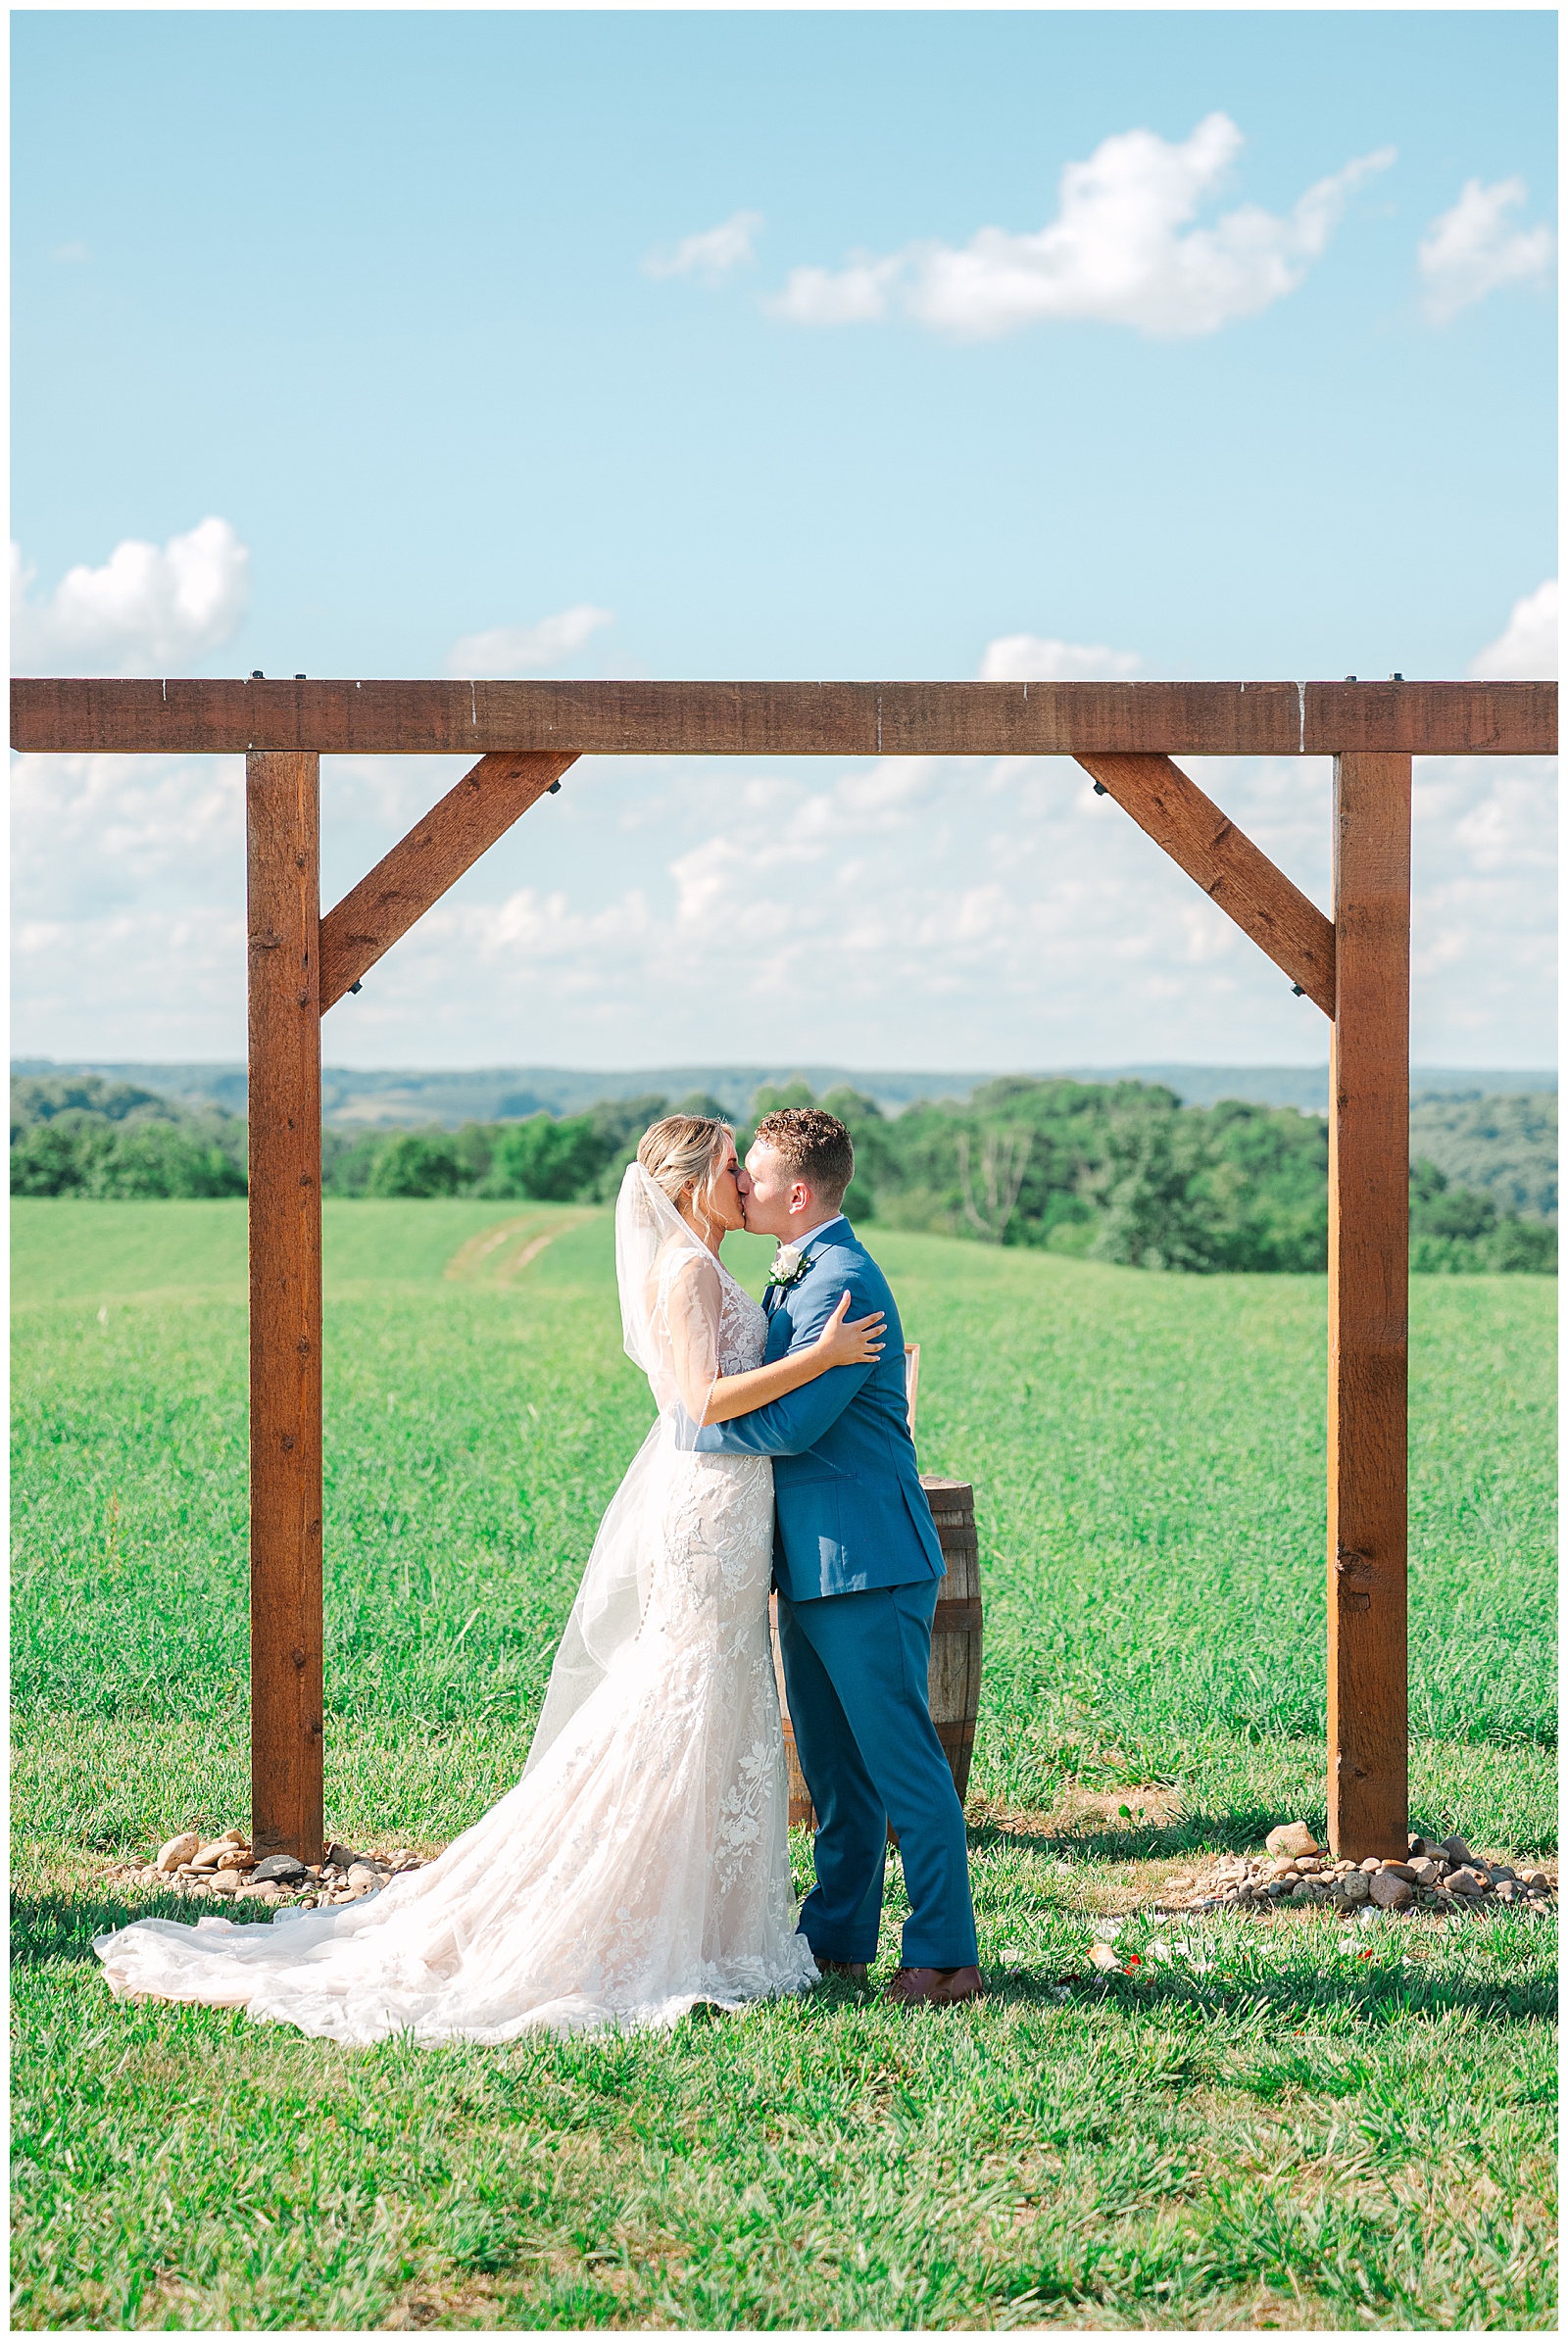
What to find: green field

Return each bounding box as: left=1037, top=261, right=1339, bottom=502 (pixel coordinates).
left=11, top=1199, right=1557, bottom=2328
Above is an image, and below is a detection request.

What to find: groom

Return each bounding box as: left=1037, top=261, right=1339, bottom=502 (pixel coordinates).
left=694, top=1106, right=981, bottom=2007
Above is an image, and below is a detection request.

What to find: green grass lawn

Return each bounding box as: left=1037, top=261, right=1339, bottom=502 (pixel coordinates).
left=11, top=1198, right=1557, bottom=2328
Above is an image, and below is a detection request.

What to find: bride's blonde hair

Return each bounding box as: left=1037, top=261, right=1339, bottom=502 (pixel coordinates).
left=637, top=1115, right=731, bottom=1220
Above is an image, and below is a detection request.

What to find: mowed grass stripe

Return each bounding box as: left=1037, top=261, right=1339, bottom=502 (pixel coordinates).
left=9, top=1194, right=598, bottom=1304
left=10, top=1199, right=1558, bottom=2328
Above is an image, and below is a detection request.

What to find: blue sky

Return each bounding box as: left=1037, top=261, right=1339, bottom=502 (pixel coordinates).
left=11, top=7, right=1557, bottom=1071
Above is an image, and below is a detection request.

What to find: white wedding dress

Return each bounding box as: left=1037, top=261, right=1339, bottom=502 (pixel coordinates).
left=94, top=1170, right=819, bottom=2043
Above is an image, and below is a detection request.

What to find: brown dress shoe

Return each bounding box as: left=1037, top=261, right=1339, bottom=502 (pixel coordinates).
left=812, top=1957, right=868, bottom=1982
left=881, top=1965, right=983, bottom=2007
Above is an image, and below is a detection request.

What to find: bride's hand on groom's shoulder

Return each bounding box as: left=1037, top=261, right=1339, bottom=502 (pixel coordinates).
left=813, top=1290, right=886, bottom=1370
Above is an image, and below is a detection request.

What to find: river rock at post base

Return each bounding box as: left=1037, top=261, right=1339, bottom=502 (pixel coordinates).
left=1264, top=1822, right=1320, bottom=1859
left=1149, top=1834, right=1554, bottom=1920
left=251, top=1854, right=309, bottom=1885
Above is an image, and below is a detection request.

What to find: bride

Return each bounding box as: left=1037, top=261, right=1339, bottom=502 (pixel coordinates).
left=94, top=1115, right=886, bottom=2043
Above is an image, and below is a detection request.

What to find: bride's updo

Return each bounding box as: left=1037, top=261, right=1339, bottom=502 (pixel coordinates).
left=637, top=1115, right=730, bottom=1216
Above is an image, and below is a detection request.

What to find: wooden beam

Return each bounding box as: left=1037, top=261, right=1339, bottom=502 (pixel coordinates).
left=1303, top=678, right=1554, bottom=756
left=1327, top=752, right=1411, bottom=1862
left=10, top=676, right=1556, bottom=758
left=1074, top=752, right=1336, bottom=1014
left=246, top=752, right=324, bottom=1864
left=319, top=750, right=576, bottom=1011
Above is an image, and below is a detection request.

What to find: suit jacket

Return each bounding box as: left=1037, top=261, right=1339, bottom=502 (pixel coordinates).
left=691, top=1221, right=945, bottom=1602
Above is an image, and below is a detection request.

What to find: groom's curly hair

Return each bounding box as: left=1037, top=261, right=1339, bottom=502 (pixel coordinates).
left=753, top=1108, right=855, bottom=1209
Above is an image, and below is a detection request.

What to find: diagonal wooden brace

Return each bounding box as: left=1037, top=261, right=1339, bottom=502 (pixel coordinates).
left=1075, top=752, right=1337, bottom=1017
left=319, top=750, right=577, bottom=1011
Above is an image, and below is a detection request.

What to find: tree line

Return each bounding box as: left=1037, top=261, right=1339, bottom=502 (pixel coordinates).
left=10, top=1075, right=247, bottom=1198
left=12, top=1070, right=1554, bottom=1274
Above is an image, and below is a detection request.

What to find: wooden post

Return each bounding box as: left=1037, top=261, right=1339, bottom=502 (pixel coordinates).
left=1327, top=752, right=1411, bottom=1860
left=246, top=752, right=324, bottom=1862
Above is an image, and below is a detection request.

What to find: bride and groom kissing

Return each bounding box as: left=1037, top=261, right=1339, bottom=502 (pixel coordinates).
left=96, top=1106, right=981, bottom=2038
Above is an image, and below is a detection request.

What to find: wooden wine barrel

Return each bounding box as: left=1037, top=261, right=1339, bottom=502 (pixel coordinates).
left=771, top=1474, right=984, bottom=1832
left=919, top=1476, right=984, bottom=1801
left=771, top=1595, right=817, bottom=1829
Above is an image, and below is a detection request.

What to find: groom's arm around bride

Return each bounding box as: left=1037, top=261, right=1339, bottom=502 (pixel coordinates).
left=694, top=1107, right=981, bottom=2005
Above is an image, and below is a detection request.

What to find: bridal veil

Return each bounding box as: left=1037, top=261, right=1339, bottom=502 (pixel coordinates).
left=524, top=1161, right=724, bottom=1773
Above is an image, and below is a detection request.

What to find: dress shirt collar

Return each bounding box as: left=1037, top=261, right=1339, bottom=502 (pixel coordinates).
left=789, top=1212, right=848, bottom=1256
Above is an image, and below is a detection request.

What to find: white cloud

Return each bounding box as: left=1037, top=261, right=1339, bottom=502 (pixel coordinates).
left=1408, top=756, right=1557, bottom=1041
left=1451, top=770, right=1555, bottom=875
left=446, top=605, right=613, bottom=678
left=644, top=210, right=762, bottom=281
left=1418, top=177, right=1553, bottom=322
left=489, top=750, right=1544, bottom=1064
left=769, top=254, right=903, bottom=325
left=12, top=902, right=249, bottom=1060
left=10, top=751, right=245, bottom=920
left=12, top=744, right=1553, bottom=1071
left=49, top=240, right=90, bottom=265
left=10, top=516, right=250, bottom=675
left=7, top=748, right=483, bottom=1056
left=1469, top=580, right=1557, bottom=680
left=979, top=634, right=1143, bottom=683
left=768, top=116, right=1395, bottom=340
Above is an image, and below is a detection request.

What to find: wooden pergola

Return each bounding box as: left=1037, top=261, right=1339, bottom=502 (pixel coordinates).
left=13, top=674, right=1556, bottom=1864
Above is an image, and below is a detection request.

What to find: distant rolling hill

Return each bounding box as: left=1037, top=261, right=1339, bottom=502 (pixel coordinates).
left=11, top=1057, right=1555, bottom=1129
left=12, top=1062, right=1563, bottom=1133
left=1408, top=1091, right=1557, bottom=1222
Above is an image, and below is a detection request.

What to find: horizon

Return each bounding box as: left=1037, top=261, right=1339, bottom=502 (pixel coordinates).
left=14, top=1054, right=1558, bottom=1078
left=16, top=1053, right=1556, bottom=1117
left=18, top=1049, right=1563, bottom=1072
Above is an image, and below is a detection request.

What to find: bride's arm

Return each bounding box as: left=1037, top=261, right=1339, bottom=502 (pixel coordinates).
left=699, top=1291, right=885, bottom=1427
left=663, top=1253, right=726, bottom=1424
left=663, top=1257, right=885, bottom=1427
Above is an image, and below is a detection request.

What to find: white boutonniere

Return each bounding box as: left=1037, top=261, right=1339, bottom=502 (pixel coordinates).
left=764, top=1243, right=808, bottom=1292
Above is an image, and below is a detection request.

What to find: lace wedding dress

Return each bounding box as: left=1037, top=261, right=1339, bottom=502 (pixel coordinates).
left=94, top=1171, right=818, bottom=2044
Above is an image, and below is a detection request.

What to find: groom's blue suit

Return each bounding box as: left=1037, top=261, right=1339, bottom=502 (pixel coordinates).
left=693, top=1217, right=978, bottom=1971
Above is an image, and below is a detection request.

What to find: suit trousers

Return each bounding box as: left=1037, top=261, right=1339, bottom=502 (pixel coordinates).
left=778, top=1578, right=978, bottom=1971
